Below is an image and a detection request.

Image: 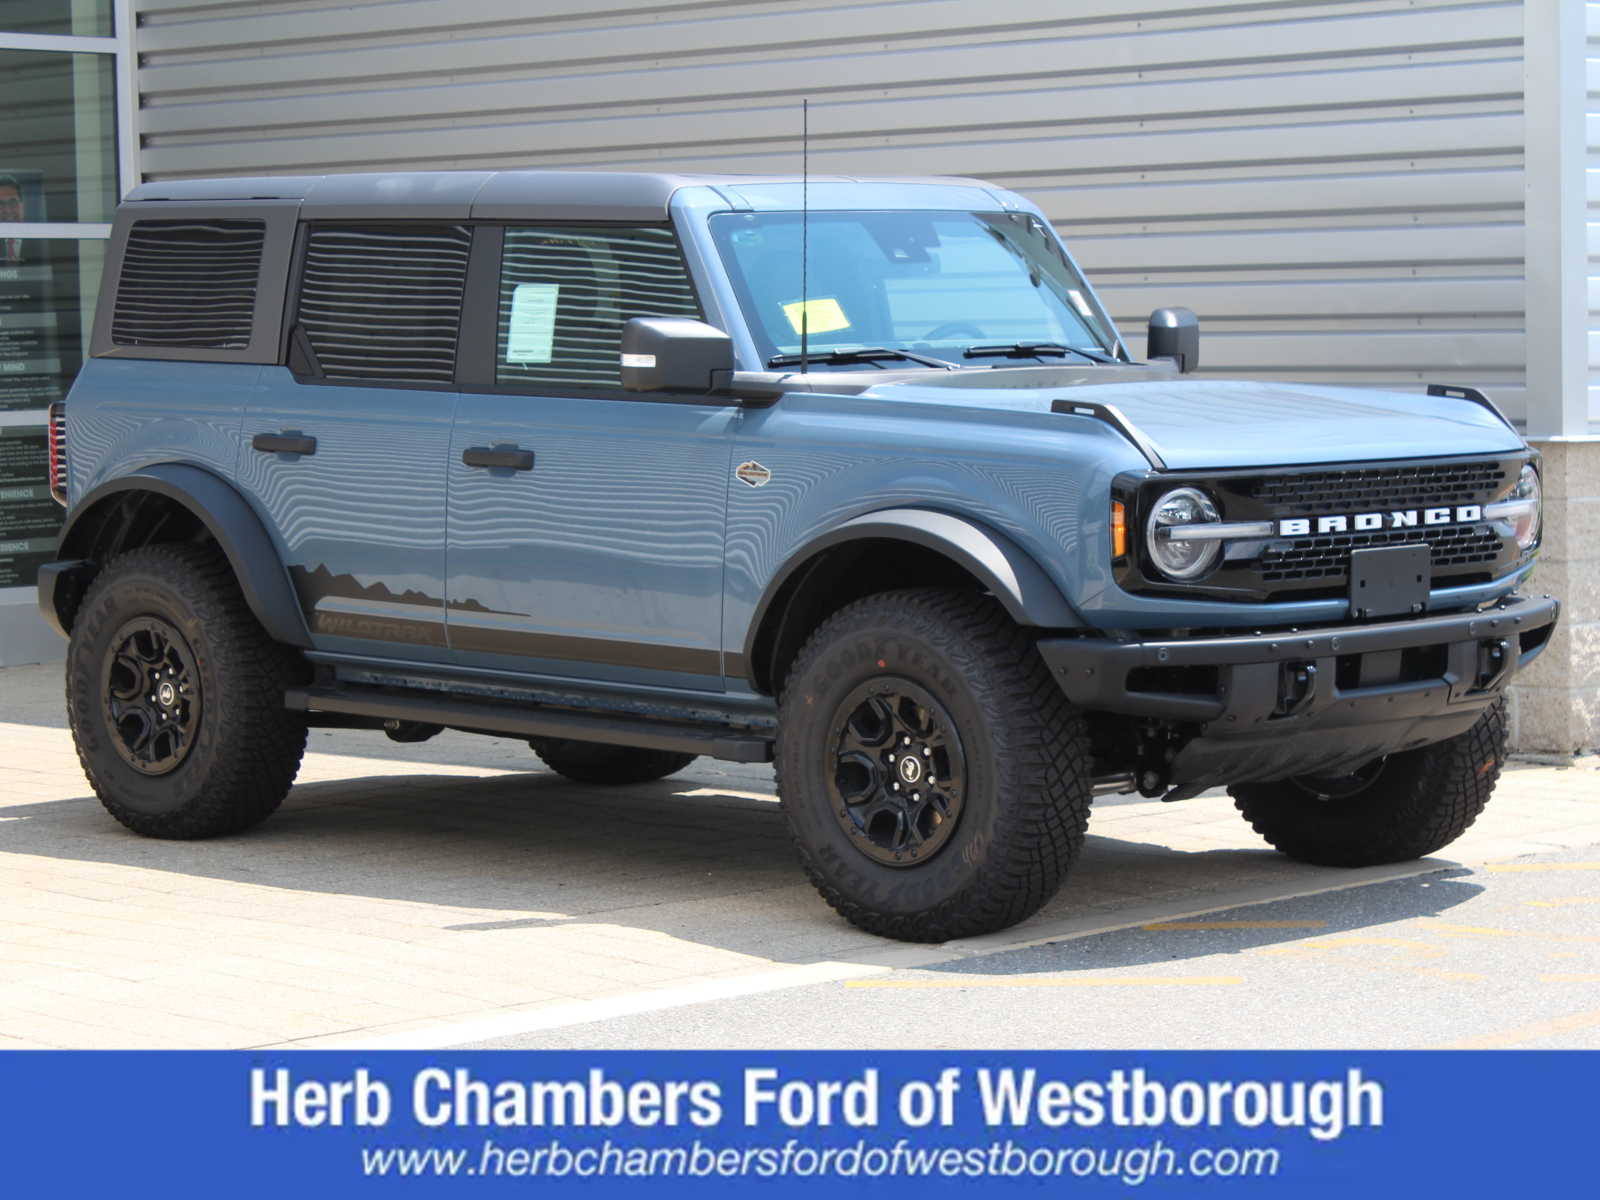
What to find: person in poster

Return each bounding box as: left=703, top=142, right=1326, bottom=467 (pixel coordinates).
left=0, top=173, right=26, bottom=262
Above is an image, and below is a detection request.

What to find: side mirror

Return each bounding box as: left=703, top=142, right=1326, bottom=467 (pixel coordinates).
left=1147, top=307, right=1199, bottom=374
left=620, top=317, right=734, bottom=393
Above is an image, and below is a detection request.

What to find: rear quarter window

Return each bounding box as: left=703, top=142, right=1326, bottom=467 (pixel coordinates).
left=294, top=224, right=472, bottom=385
left=110, top=219, right=266, bottom=349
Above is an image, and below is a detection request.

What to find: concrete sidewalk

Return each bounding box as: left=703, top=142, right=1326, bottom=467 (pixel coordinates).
left=1, top=662, right=1595, bottom=1049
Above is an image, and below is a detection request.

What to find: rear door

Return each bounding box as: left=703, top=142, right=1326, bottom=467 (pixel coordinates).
left=236, top=223, right=470, bottom=654
left=445, top=223, right=736, bottom=687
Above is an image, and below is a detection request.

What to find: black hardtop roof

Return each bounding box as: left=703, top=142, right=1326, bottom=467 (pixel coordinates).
left=123, top=169, right=995, bottom=223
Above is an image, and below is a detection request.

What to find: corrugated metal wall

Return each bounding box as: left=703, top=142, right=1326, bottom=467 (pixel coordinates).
left=133, top=0, right=1533, bottom=420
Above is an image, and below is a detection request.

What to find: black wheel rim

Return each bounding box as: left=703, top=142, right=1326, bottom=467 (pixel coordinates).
left=826, top=677, right=967, bottom=867
left=1291, top=757, right=1387, bottom=801
left=102, top=616, right=201, bottom=776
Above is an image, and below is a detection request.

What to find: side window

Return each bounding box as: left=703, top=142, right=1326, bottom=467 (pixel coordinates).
left=111, top=219, right=265, bottom=349
left=495, top=225, right=699, bottom=390
left=295, top=224, right=471, bottom=384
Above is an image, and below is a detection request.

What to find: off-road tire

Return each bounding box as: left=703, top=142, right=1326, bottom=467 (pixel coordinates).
left=1229, top=698, right=1508, bottom=867
left=66, top=543, right=307, bottom=838
left=775, top=589, right=1093, bottom=942
left=529, top=738, right=697, bottom=785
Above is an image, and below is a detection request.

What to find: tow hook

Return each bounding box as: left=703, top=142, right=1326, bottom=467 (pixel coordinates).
left=1474, top=639, right=1512, bottom=692
left=1277, top=661, right=1317, bottom=716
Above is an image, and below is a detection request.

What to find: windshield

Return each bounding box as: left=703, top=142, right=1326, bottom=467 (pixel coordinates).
left=709, top=209, right=1120, bottom=369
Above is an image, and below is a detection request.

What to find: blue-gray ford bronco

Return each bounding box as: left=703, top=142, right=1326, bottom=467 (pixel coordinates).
left=39, top=170, right=1558, bottom=941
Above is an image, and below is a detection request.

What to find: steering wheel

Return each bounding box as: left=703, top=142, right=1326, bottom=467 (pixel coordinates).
left=920, top=321, right=986, bottom=342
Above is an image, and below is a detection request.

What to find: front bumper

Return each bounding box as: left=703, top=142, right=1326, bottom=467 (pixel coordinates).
left=1037, top=592, right=1559, bottom=788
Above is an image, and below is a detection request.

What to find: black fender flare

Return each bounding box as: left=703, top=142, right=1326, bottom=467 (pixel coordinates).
left=49, top=464, right=311, bottom=647
left=740, top=507, right=1080, bottom=672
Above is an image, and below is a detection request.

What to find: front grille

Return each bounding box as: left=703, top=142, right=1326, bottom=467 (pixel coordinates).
left=1244, top=461, right=1508, bottom=515
left=1260, top=523, right=1503, bottom=584
left=1117, top=453, right=1531, bottom=603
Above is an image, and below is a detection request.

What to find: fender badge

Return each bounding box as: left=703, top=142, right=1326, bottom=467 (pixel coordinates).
left=736, top=460, right=772, bottom=488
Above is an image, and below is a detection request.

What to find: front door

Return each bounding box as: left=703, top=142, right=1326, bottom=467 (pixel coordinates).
left=446, top=223, right=734, bottom=688
left=238, top=223, right=471, bottom=654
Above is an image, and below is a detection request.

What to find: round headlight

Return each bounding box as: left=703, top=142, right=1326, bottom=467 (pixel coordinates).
left=1508, top=463, right=1542, bottom=550
left=1146, top=487, right=1221, bottom=580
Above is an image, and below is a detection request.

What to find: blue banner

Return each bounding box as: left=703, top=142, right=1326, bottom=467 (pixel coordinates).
left=0, top=1051, right=1587, bottom=1194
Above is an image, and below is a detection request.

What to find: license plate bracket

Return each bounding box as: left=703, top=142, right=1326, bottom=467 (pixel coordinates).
left=1349, top=543, right=1430, bottom=619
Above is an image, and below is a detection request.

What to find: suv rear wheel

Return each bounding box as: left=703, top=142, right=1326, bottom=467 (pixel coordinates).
left=529, top=738, right=697, bottom=785
left=66, top=543, right=307, bottom=838
left=776, top=589, right=1093, bottom=942
left=1230, top=698, right=1507, bottom=866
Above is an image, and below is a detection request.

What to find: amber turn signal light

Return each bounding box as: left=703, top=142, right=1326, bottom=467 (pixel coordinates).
left=1111, top=499, right=1127, bottom=559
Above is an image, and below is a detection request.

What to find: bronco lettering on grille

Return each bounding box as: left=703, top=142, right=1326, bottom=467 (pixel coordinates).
left=1276, top=505, right=1484, bottom=537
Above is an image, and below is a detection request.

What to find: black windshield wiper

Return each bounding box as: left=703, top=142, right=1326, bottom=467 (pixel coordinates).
left=964, top=342, right=1118, bottom=365
left=766, top=347, right=958, bottom=370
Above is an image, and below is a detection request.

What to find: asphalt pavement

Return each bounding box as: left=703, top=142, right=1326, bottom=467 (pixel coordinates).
left=468, top=844, right=1600, bottom=1050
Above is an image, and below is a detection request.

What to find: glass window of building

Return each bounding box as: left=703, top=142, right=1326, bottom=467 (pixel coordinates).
left=0, top=1, right=111, bottom=37
left=0, top=3, right=124, bottom=665
left=0, top=48, right=117, bottom=224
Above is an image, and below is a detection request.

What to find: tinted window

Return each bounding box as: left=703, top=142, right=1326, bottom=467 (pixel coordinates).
left=495, top=226, right=699, bottom=389
left=297, top=225, right=471, bottom=384
left=111, top=219, right=264, bottom=350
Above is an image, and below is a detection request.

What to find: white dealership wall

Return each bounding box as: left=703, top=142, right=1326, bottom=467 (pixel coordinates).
left=99, top=0, right=1600, bottom=748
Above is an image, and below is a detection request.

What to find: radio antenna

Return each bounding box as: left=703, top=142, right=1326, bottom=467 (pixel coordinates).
left=800, top=97, right=809, bottom=375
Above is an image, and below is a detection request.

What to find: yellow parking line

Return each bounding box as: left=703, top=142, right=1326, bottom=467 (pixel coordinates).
left=1436, top=1008, right=1600, bottom=1049
left=1428, top=922, right=1600, bottom=945
left=1356, top=965, right=1488, bottom=982
left=1261, top=936, right=1444, bottom=958
left=1485, top=862, right=1600, bottom=873
left=1524, top=897, right=1600, bottom=909
left=1428, top=923, right=1519, bottom=937
left=1142, top=920, right=1326, bottom=931
left=844, top=976, right=1243, bottom=989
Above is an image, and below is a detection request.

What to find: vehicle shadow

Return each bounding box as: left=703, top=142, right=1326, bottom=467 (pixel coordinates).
left=920, top=869, right=1483, bottom=974
left=0, top=762, right=1479, bottom=971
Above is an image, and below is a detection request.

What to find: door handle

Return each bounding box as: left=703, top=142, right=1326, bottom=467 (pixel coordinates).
left=252, top=432, right=317, bottom=456
left=462, top=446, right=535, bottom=471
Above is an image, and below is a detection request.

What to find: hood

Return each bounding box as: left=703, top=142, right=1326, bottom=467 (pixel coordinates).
left=852, top=374, right=1525, bottom=469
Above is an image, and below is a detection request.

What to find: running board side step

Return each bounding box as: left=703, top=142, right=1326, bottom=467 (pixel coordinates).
left=284, top=685, right=774, bottom=764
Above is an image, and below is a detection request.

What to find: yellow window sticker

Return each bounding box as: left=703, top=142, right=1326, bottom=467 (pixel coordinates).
left=782, top=297, right=850, bottom=335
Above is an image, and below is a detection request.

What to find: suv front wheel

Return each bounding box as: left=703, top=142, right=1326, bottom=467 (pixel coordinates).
left=66, top=543, right=307, bottom=839
left=776, top=589, right=1093, bottom=942
left=1230, top=698, right=1507, bottom=866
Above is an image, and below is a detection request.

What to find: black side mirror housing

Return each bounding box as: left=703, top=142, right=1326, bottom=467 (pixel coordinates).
left=1147, top=307, right=1199, bottom=374
left=620, top=317, right=735, bottom=393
